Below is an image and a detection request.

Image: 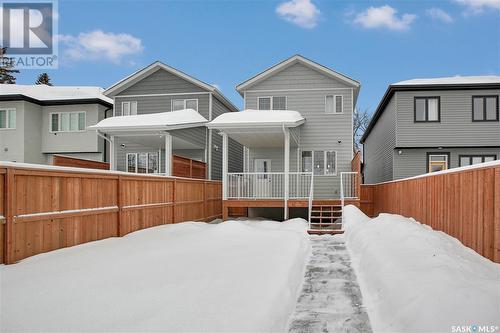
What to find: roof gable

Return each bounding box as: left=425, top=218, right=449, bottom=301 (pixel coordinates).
left=236, top=55, right=360, bottom=95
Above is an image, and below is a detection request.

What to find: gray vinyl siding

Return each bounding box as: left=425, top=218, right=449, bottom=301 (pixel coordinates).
left=245, top=88, right=353, bottom=199
left=396, top=89, right=500, bottom=147
left=247, top=62, right=351, bottom=91
left=114, top=93, right=210, bottom=119
left=0, top=101, right=27, bottom=162
left=23, top=102, right=45, bottom=164
left=393, top=147, right=500, bottom=180
left=118, top=68, right=206, bottom=95
left=247, top=147, right=299, bottom=172
left=211, top=96, right=243, bottom=179
left=363, top=97, right=396, bottom=184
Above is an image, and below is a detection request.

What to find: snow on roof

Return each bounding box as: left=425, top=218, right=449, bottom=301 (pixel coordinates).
left=88, top=109, right=208, bottom=132
left=207, top=109, right=305, bottom=129
left=393, top=75, right=500, bottom=86
left=0, top=84, right=113, bottom=105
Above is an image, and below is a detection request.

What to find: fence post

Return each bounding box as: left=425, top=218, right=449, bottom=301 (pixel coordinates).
left=117, top=175, right=122, bottom=237
left=173, top=178, right=177, bottom=223
left=494, top=168, right=500, bottom=263
left=5, top=168, right=15, bottom=264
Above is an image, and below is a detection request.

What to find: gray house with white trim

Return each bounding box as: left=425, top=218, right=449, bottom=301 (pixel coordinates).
left=362, top=76, right=500, bottom=184
left=97, top=61, right=243, bottom=180
left=0, top=84, right=112, bottom=165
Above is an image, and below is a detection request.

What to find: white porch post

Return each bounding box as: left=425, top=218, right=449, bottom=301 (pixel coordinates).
left=109, top=135, right=116, bottom=171
left=284, top=128, right=290, bottom=220
left=164, top=132, right=172, bottom=176
left=222, top=132, right=228, bottom=200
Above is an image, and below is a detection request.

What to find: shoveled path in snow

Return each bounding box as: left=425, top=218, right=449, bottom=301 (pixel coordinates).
left=288, top=235, right=372, bottom=333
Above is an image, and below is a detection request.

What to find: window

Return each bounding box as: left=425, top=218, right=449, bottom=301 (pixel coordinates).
left=428, top=154, right=448, bottom=173
left=172, top=99, right=198, bottom=111
left=121, top=101, right=137, bottom=116
left=50, top=112, right=86, bottom=132
left=0, top=109, right=16, bottom=129
left=301, top=150, right=337, bottom=175
left=258, top=96, right=286, bottom=110
left=459, top=155, right=496, bottom=167
left=325, top=95, right=343, bottom=114
left=126, top=152, right=159, bottom=174
left=415, top=97, right=440, bottom=122
left=472, top=96, right=498, bottom=121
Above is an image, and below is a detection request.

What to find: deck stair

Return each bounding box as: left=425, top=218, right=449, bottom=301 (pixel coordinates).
left=308, top=204, right=344, bottom=235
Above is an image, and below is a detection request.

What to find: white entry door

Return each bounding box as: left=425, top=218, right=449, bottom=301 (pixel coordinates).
left=254, top=159, right=272, bottom=197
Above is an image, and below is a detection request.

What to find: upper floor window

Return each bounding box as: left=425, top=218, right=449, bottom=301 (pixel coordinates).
left=50, top=112, right=86, bottom=132
left=415, top=97, right=440, bottom=122
left=325, top=95, right=343, bottom=114
left=0, top=108, right=16, bottom=129
left=172, top=99, right=198, bottom=111
left=459, top=155, right=496, bottom=167
left=258, top=96, right=287, bottom=110
left=122, top=101, right=137, bottom=116
left=472, top=96, right=498, bottom=121
left=301, top=150, right=337, bottom=175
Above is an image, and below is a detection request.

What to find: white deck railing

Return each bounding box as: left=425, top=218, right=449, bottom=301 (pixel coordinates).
left=340, top=171, right=360, bottom=230
left=227, top=172, right=313, bottom=199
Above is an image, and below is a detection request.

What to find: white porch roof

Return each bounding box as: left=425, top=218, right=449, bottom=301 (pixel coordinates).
left=88, top=109, right=207, bottom=135
left=207, top=109, right=305, bottom=129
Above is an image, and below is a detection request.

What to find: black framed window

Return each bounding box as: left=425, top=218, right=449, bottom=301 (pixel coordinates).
left=459, top=155, right=496, bottom=167
left=472, top=96, right=499, bottom=121
left=414, top=97, right=440, bottom=122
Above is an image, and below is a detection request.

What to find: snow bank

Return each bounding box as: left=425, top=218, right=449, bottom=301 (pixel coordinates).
left=343, top=205, right=500, bottom=333
left=1, top=219, right=310, bottom=332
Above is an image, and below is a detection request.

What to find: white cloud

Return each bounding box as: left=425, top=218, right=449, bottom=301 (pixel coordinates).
left=58, top=30, right=143, bottom=63
left=276, top=0, right=320, bottom=29
left=353, top=5, right=416, bottom=31
left=211, top=83, right=221, bottom=90
left=454, top=0, right=500, bottom=13
left=426, top=8, right=454, bottom=23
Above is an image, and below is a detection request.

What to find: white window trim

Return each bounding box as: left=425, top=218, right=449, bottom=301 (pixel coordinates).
left=325, top=95, right=343, bottom=114
left=126, top=152, right=159, bottom=174
left=0, top=108, right=16, bottom=130
left=257, top=96, right=287, bottom=110
left=301, top=149, right=337, bottom=176
left=171, top=98, right=199, bottom=112
left=49, top=111, right=86, bottom=133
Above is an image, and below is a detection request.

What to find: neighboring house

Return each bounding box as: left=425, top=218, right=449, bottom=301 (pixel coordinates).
left=362, top=76, right=500, bottom=184
left=93, top=61, right=243, bottom=180
left=207, top=55, right=360, bottom=223
left=0, top=84, right=112, bottom=164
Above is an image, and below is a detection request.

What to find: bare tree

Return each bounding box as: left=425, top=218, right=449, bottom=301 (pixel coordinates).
left=353, top=108, right=371, bottom=152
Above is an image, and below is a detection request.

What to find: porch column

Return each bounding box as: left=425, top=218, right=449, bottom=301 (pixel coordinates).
left=284, top=128, right=290, bottom=220
left=164, top=132, right=172, bottom=176
left=109, top=135, right=116, bottom=171
left=222, top=132, right=228, bottom=200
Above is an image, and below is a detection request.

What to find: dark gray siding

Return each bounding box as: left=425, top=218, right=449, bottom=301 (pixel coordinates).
left=393, top=147, right=500, bottom=180
left=396, top=89, right=500, bottom=147
left=211, top=96, right=243, bottom=179
left=363, top=97, right=396, bottom=184
left=114, top=93, right=210, bottom=119
left=119, top=68, right=206, bottom=95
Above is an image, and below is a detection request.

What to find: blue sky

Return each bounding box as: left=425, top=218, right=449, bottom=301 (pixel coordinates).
left=15, top=0, right=500, bottom=113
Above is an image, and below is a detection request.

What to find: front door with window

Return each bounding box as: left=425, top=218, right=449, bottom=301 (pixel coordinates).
left=254, top=159, right=271, bottom=197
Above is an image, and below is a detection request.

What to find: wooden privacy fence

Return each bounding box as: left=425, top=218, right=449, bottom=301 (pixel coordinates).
left=0, top=163, right=222, bottom=264
left=172, top=155, right=207, bottom=179
left=360, top=162, right=500, bottom=263
left=53, top=155, right=110, bottom=170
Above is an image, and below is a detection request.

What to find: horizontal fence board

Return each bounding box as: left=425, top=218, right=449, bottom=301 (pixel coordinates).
left=360, top=164, right=500, bottom=263
left=0, top=164, right=221, bottom=264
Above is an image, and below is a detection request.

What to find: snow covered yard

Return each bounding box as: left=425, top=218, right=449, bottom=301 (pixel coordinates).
left=1, top=219, right=310, bottom=332
left=343, top=205, right=500, bottom=333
